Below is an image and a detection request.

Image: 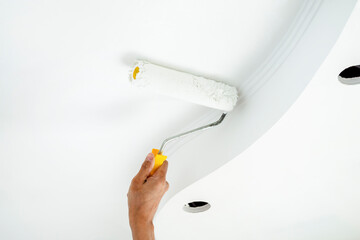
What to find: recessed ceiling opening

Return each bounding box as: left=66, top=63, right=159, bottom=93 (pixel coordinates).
left=183, top=201, right=211, bottom=213
left=338, top=65, right=360, bottom=85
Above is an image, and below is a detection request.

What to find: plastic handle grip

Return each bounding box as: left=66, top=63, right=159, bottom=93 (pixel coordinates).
left=150, top=149, right=167, bottom=175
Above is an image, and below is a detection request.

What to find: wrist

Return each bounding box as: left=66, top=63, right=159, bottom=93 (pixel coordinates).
left=129, top=209, right=154, bottom=228
left=130, top=218, right=154, bottom=230
left=130, top=220, right=154, bottom=240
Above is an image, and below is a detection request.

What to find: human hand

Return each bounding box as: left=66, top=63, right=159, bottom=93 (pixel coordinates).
left=127, top=153, right=169, bottom=240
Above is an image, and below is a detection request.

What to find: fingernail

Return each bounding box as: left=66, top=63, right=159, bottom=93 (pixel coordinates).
left=146, top=153, right=154, bottom=161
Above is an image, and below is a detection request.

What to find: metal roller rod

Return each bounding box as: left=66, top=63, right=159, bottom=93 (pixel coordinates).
left=159, top=113, right=227, bottom=154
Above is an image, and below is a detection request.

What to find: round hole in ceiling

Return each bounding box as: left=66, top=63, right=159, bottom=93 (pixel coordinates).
left=183, top=201, right=211, bottom=213
left=338, top=65, right=360, bottom=85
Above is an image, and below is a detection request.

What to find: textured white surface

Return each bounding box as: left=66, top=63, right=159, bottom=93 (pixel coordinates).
left=130, top=61, right=238, bottom=111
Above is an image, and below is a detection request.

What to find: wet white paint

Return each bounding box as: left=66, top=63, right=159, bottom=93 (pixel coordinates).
left=130, top=60, right=238, bottom=111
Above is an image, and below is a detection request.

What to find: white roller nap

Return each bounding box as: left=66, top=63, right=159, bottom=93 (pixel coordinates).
left=130, top=60, right=238, bottom=112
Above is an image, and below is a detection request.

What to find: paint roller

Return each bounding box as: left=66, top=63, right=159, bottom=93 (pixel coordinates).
left=130, top=60, right=238, bottom=175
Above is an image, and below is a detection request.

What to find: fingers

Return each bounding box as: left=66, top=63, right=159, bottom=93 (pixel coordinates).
left=133, top=153, right=155, bottom=183
left=152, top=160, right=168, bottom=179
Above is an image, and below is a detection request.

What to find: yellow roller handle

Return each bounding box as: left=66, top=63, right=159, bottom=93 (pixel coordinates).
left=150, top=149, right=167, bottom=176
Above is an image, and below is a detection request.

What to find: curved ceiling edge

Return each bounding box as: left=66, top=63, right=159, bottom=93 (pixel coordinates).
left=158, top=0, right=357, bottom=209
left=242, top=0, right=322, bottom=99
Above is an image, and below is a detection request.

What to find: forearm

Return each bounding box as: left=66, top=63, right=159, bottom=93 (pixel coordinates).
left=128, top=154, right=169, bottom=240
left=130, top=221, right=155, bottom=240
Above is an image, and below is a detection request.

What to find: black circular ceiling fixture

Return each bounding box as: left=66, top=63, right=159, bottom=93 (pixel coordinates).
left=338, top=65, right=360, bottom=85
left=183, top=201, right=211, bottom=213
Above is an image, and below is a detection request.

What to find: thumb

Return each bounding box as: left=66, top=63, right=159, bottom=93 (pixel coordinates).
left=134, top=153, right=155, bottom=183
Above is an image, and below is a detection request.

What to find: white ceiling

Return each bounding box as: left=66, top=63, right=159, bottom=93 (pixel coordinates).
left=0, top=0, right=359, bottom=239
left=157, top=3, right=360, bottom=239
